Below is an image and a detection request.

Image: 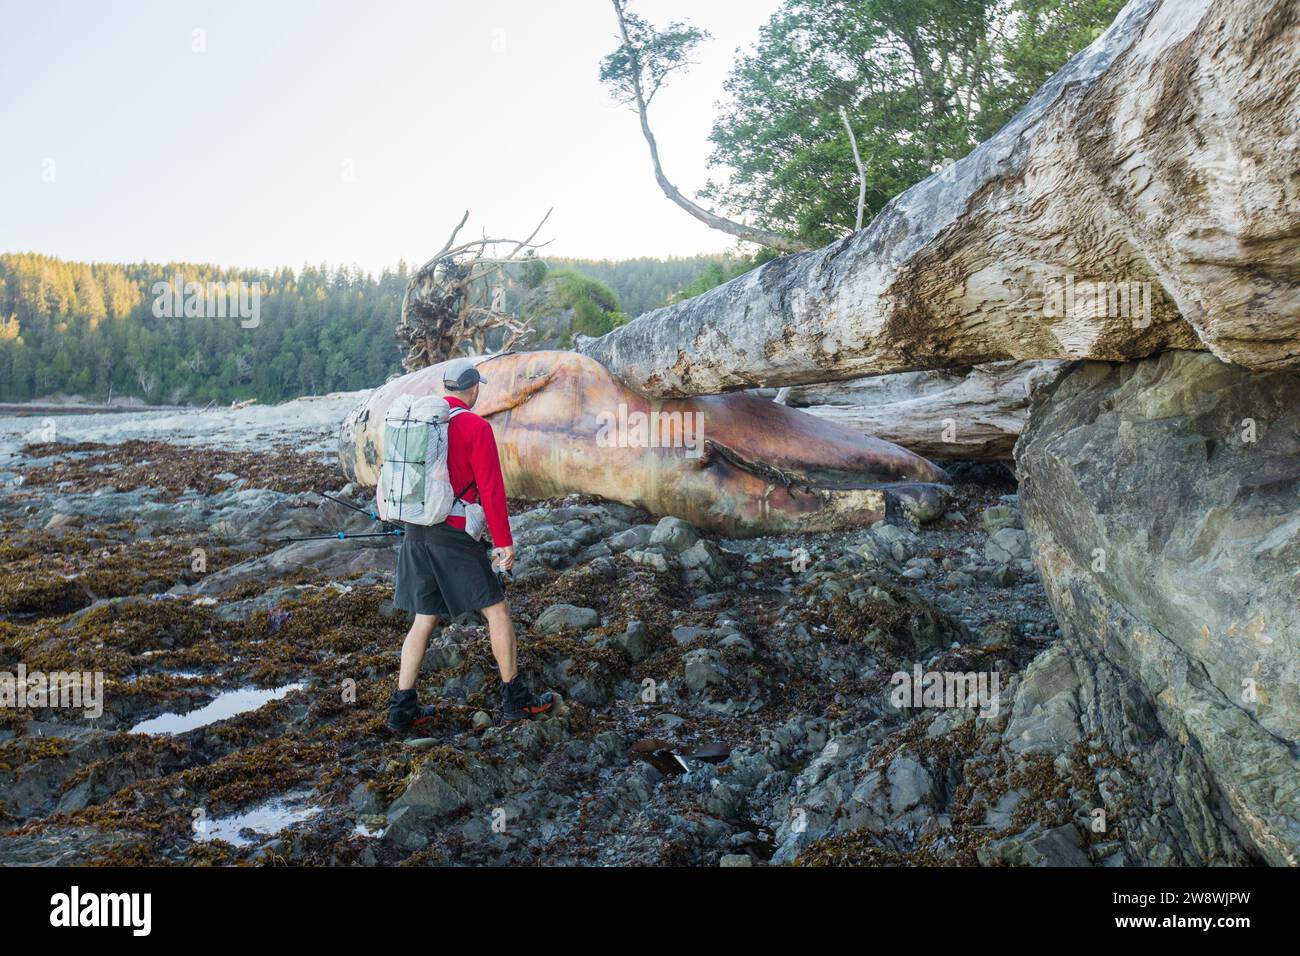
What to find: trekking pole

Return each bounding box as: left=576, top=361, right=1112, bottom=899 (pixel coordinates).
left=315, top=489, right=405, bottom=539
left=278, top=529, right=404, bottom=544
left=319, top=491, right=393, bottom=526
left=317, top=494, right=403, bottom=530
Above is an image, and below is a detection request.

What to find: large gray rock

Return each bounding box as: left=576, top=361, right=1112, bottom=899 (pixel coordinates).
left=981, top=504, right=1023, bottom=532
left=533, top=604, right=599, bottom=634
left=1018, top=351, right=1300, bottom=865
left=389, top=764, right=486, bottom=819
left=606, top=524, right=655, bottom=553
left=649, top=517, right=699, bottom=555
left=678, top=539, right=726, bottom=581
left=175, top=538, right=397, bottom=596
left=1004, top=644, right=1082, bottom=754
left=977, top=824, right=1091, bottom=867
left=985, top=528, right=1031, bottom=563
left=683, top=648, right=725, bottom=693
left=1068, top=636, right=1245, bottom=865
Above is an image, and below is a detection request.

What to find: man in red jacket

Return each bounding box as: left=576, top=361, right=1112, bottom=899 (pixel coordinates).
left=387, top=360, right=553, bottom=731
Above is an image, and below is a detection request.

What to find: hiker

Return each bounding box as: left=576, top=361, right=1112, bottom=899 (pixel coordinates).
left=386, top=359, right=554, bottom=732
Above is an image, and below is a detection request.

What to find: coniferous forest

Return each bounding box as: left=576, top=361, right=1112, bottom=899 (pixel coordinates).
left=0, top=253, right=726, bottom=406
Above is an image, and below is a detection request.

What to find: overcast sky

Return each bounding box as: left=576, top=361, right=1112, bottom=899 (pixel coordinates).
left=0, top=0, right=783, bottom=273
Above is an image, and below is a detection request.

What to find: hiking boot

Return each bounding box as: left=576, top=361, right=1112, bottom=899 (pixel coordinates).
left=387, top=688, right=437, bottom=734
left=500, top=676, right=554, bottom=723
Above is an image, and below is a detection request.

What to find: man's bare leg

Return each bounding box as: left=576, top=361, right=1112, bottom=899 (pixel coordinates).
left=483, top=599, right=552, bottom=720
left=480, top=600, right=517, bottom=682
left=397, top=613, right=439, bottom=691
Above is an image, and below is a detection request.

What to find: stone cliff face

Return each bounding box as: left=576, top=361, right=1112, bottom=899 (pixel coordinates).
left=1017, top=351, right=1300, bottom=864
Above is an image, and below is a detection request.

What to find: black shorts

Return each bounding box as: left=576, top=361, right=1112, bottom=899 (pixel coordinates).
left=393, top=523, right=504, bottom=618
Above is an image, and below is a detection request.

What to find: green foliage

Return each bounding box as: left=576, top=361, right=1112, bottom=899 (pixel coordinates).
left=703, top=0, right=1127, bottom=246
left=545, top=270, right=625, bottom=339
left=532, top=256, right=729, bottom=317
left=520, top=256, right=549, bottom=290
left=599, top=2, right=710, bottom=107
left=667, top=247, right=782, bottom=305
left=667, top=254, right=755, bottom=304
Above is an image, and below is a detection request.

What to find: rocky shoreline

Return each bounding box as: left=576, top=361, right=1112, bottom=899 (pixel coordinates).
left=0, top=411, right=1252, bottom=866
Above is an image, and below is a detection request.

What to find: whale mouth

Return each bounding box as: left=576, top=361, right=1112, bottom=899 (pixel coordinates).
left=700, top=438, right=949, bottom=491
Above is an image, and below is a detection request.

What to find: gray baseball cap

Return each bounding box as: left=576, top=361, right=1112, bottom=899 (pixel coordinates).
left=443, top=359, right=486, bottom=390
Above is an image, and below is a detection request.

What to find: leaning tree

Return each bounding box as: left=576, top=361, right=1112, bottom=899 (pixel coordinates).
left=600, top=0, right=811, bottom=254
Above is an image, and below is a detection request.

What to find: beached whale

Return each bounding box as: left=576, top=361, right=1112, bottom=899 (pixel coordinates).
left=338, top=351, right=946, bottom=537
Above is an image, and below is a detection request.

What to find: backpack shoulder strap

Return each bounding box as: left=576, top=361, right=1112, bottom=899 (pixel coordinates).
left=445, top=405, right=475, bottom=502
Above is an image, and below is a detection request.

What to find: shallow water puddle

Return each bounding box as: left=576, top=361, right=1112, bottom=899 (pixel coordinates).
left=195, top=790, right=320, bottom=846
left=128, top=682, right=304, bottom=735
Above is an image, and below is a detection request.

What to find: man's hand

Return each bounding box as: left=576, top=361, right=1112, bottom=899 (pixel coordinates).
left=494, top=546, right=515, bottom=572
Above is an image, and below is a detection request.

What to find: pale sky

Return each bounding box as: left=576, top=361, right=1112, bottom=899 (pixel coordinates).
left=0, top=0, right=783, bottom=274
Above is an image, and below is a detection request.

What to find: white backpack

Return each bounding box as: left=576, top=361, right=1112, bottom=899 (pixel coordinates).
left=376, top=395, right=469, bottom=527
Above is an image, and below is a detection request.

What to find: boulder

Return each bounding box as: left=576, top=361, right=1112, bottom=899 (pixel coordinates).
left=649, top=517, right=699, bottom=555
left=980, top=505, right=1022, bottom=532
left=178, top=538, right=396, bottom=596
left=985, top=528, right=1031, bottom=563
left=628, top=549, right=669, bottom=572
left=672, top=625, right=710, bottom=647
left=886, top=483, right=953, bottom=526
left=1018, top=351, right=1300, bottom=865
left=533, top=604, right=599, bottom=634
left=678, top=539, right=726, bottom=580
left=614, top=620, right=649, bottom=661
left=606, top=525, right=654, bottom=553
left=1004, top=644, right=1083, bottom=754
left=389, top=764, right=485, bottom=819
left=683, top=649, right=725, bottom=693
left=977, top=824, right=1091, bottom=867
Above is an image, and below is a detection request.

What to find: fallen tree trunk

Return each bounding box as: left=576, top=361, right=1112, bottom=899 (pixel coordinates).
left=579, top=0, right=1300, bottom=397
left=775, top=361, right=1068, bottom=462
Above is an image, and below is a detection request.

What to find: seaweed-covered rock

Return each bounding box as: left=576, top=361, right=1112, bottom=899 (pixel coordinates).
left=533, top=604, right=599, bottom=634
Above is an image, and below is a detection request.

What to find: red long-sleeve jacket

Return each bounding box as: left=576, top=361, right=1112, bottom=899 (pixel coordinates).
left=442, top=396, right=512, bottom=547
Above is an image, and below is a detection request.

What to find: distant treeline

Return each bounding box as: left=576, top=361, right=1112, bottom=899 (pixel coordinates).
left=0, top=252, right=731, bottom=405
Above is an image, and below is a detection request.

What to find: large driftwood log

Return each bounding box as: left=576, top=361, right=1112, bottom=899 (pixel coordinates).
left=580, top=0, right=1300, bottom=397
left=779, top=361, right=1068, bottom=462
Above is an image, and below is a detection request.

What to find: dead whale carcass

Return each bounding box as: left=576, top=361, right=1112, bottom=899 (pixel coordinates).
left=338, top=351, right=947, bottom=537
